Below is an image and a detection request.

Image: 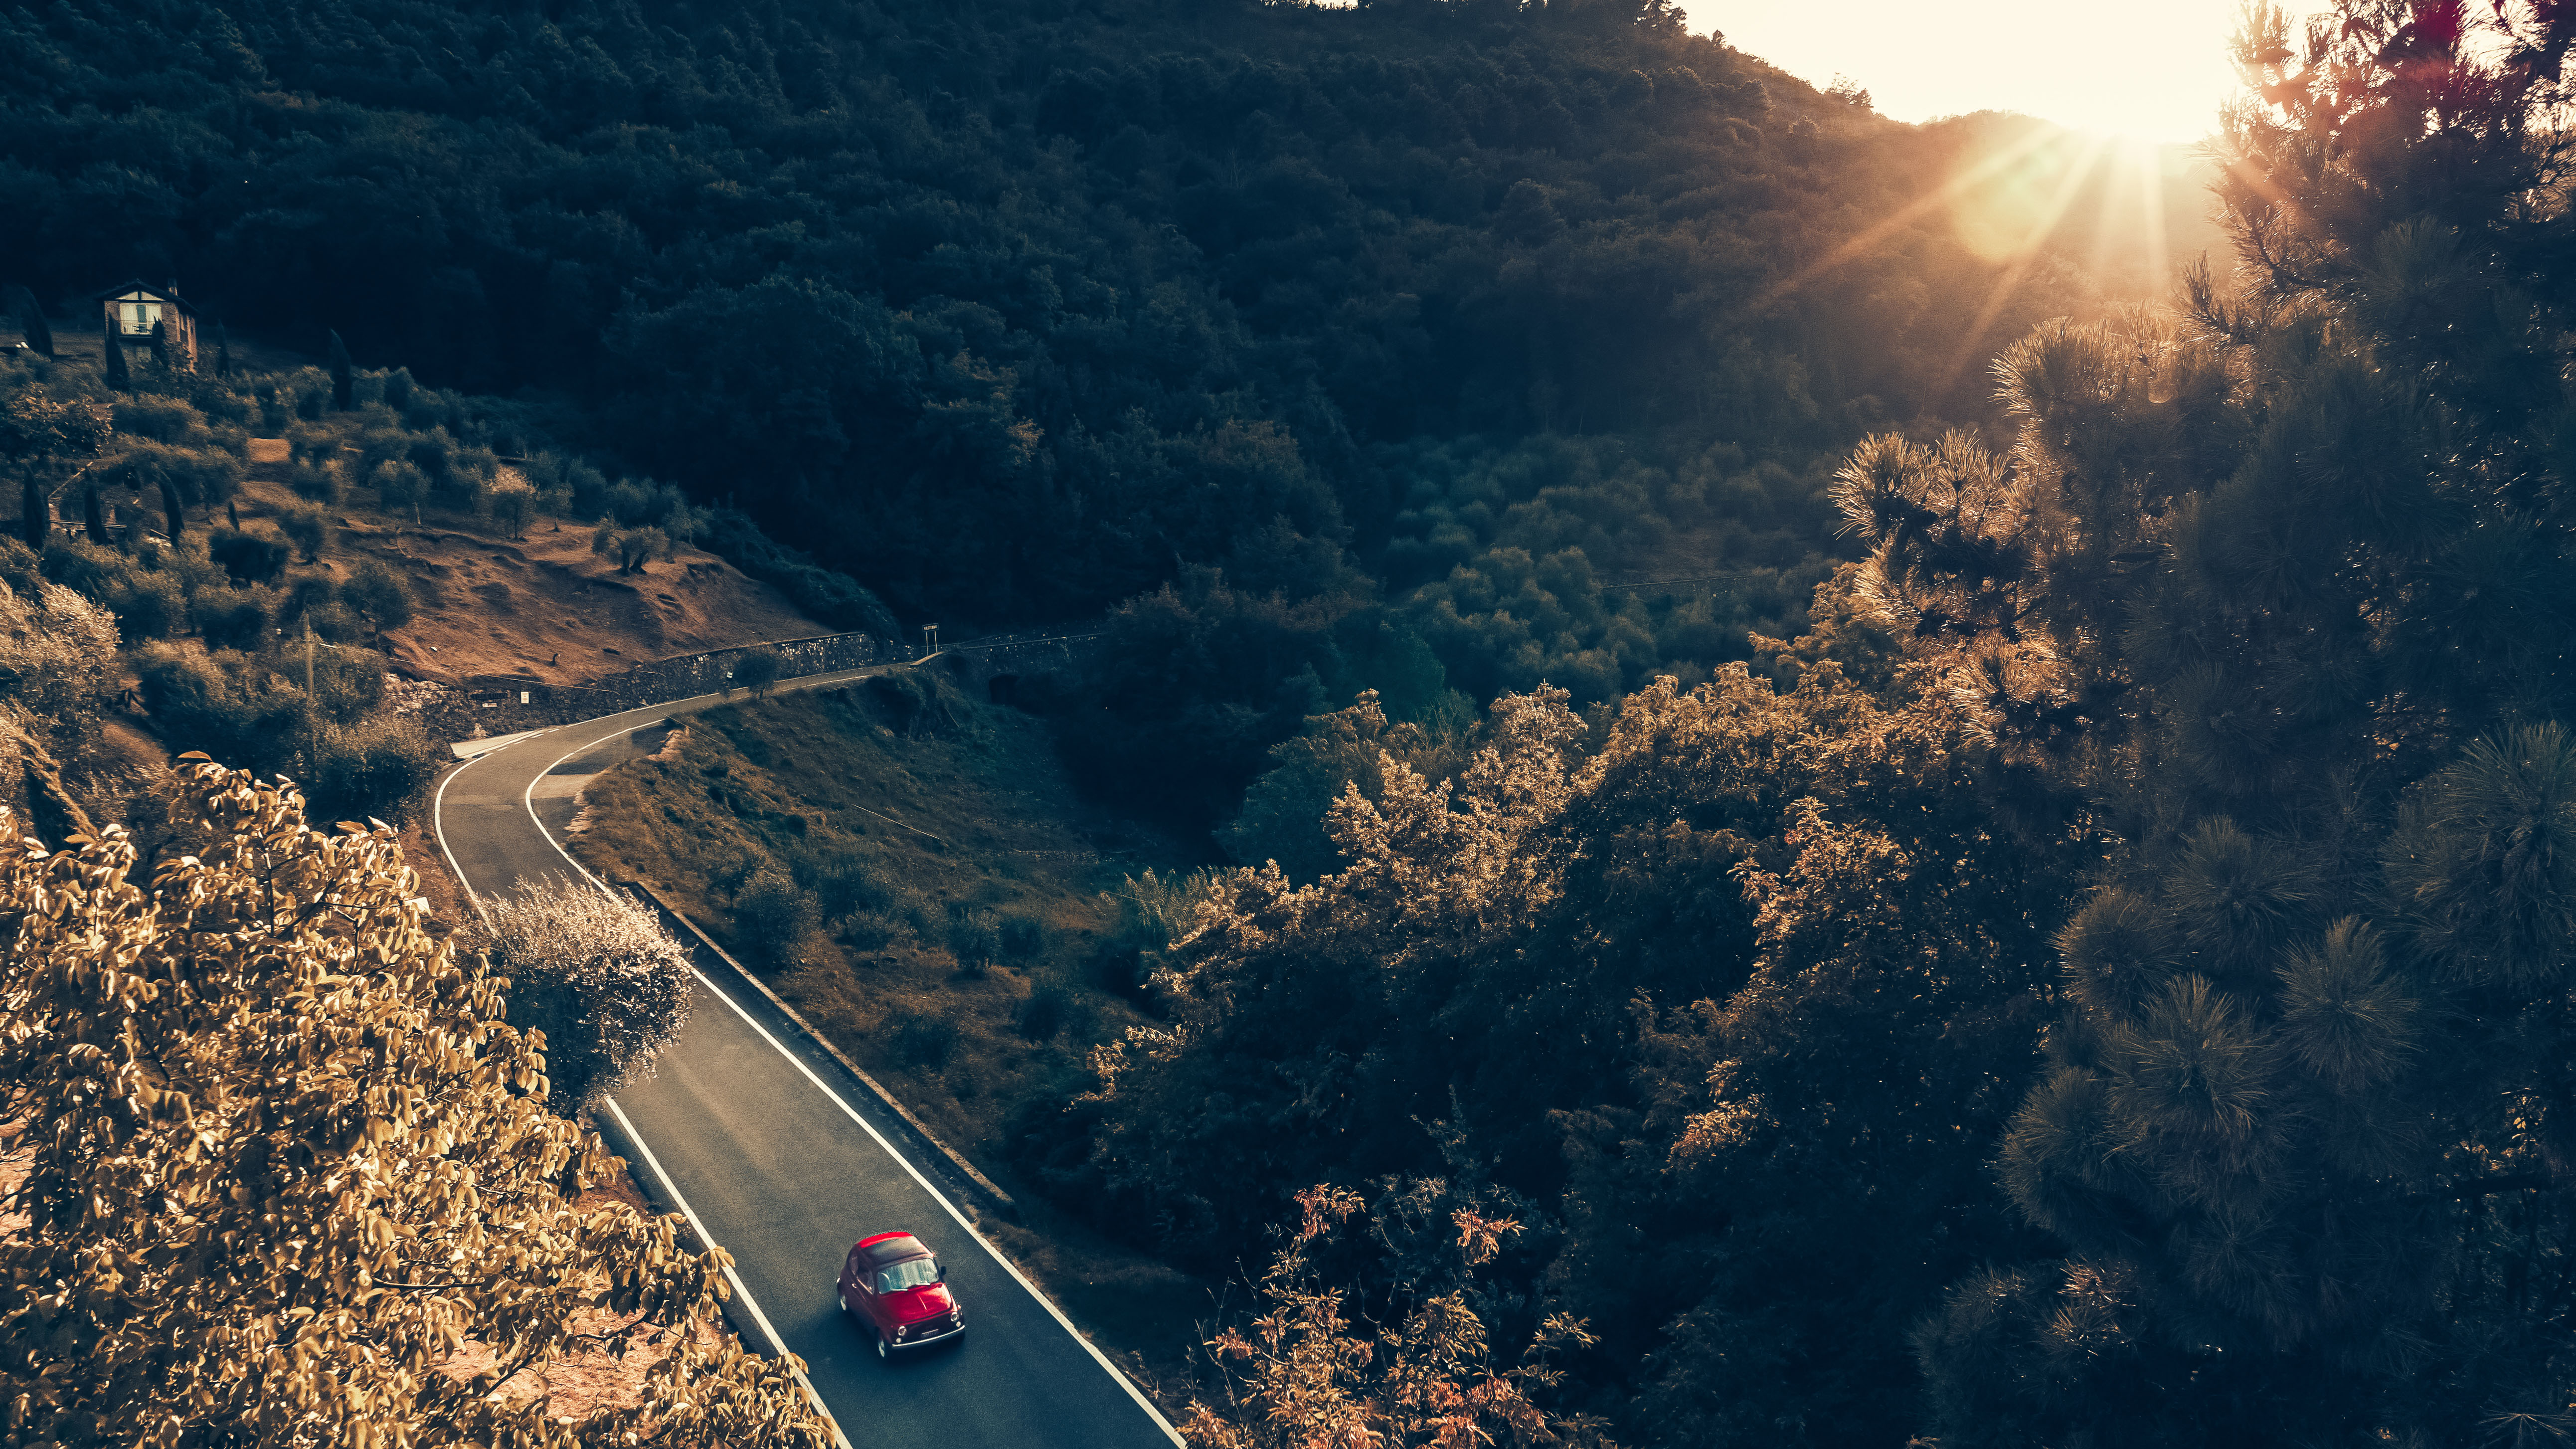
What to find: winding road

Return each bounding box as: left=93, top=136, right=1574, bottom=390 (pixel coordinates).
left=431, top=666, right=1183, bottom=1449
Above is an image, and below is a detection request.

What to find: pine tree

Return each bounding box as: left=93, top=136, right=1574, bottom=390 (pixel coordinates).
left=101, top=330, right=130, bottom=392
left=147, top=317, right=172, bottom=374
left=328, top=328, right=353, bottom=410
left=1836, top=4, right=2576, bottom=1440
left=9, top=287, right=51, bottom=358
left=82, top=484, right=107, bottom=546
left=158, top=472, right=185, bottom=540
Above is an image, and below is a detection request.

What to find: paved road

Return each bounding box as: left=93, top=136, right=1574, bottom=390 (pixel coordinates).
left=431, top=667, right=1182, bottom=1449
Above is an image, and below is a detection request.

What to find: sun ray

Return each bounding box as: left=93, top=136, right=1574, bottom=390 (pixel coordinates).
left=1748, top=119, right=2069, bottom=310
left=1930, top=130, right=2115, bottom=398
left=2136, top=139, right=2172, bottom=292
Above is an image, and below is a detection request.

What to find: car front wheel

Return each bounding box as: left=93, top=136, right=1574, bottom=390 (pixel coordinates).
left=874, top=1328, right=890, bottom=1361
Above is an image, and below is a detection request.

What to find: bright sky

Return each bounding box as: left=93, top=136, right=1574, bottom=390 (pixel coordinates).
left=1687, top=1, right=2336, bottom=144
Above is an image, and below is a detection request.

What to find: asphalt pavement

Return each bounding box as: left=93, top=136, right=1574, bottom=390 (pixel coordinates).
left=431, top=666, right=1183, bottom=1449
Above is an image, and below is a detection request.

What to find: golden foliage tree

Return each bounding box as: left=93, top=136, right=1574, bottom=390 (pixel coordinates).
left=0, top=761, right=829, bottom=1447
left=1178, top=1185, right=1611, bottom=1449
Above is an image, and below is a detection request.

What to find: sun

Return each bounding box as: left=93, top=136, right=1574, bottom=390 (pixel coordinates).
left=1751, top=119, right=2201, bottom=397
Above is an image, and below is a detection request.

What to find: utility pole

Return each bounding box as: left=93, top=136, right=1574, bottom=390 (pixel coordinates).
left=303, top=612, right=319, bottom=778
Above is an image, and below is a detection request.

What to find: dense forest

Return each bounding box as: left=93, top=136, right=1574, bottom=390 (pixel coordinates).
left=0, top=0, right=2214, bottom=830
left=7, top=0, right=2572, bottom=1444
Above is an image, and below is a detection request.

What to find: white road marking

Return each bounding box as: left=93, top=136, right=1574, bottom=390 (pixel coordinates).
left=450, top=727, right=551, bottom=759
left=604, top=1098, right=854, bottom=1449
left=441, top=672, right=1183, bottom=1445
left=430, top=751, right=491, bottom=916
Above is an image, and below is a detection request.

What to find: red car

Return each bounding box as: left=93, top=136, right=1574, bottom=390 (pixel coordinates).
left=839, top=1231, right=964, bottom=1358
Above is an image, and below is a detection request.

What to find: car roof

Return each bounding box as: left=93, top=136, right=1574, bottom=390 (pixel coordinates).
left=855, top=1231, right=932, bottom=1268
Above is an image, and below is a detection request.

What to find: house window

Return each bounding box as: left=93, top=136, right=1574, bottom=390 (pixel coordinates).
left=119, top=301, right=161, bottom=335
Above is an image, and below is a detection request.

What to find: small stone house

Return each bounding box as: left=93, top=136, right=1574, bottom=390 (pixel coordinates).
left=93, top=280, right=198, bottom=371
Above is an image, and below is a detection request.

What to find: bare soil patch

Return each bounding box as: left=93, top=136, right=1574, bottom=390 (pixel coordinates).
left=228, top=464, right=822, bottom=691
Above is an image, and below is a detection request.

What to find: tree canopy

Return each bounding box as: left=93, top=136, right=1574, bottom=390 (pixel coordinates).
left=0, top=763, right=828, bottom=1446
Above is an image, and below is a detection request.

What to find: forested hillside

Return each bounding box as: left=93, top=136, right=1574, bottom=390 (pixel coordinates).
left=0, top=0, right=2206, bottom=828
left=1058, top=7, right=2576, bottom=1446
left=18, top=1, right=2567, bottom=1447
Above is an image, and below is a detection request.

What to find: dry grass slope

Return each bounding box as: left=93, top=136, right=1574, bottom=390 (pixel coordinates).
left=565, top=671, right=1214, bottom=1377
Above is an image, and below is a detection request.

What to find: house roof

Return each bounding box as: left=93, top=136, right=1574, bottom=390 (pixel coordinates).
left=90, top=281, right=198, bottom=317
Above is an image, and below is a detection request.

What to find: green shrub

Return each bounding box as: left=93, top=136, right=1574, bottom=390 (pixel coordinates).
left=37, top=538, right=122, bottom=595
left=808, top=860, right=890, bottom=918
left=404, top=431, right=454, bottom=485
left=732, top=868, right=819, bottom=963
left=304, top=599, right=365, bottom=644
left=308, top=715, right=443, bottom=824
left=132, top=641, right=311, bottom=767
left=293, top=643, right=386, bottom=726
left=730, top=647, right=783, bottom=699
left=832, top=911, right=900, bottom=953
left=184, top=381, right=252, bottom=427
left=207, top=528, right=289, bottom=585
left=101, top=571, right=183, bottom=640
left=286, top=461, right=339, bottom=504
left=1016, top=982, right=1073, bottom=1041
left=999, top=913, right=1049, bottom=960
left=702, top=508, right=899, bottom=638
left=160, top=535, right=228, bottom=598
left=339, top=557, right=413, bottom=632
left=279, top=507, right=327, bottom=561
left=399, top=388, right=446, bottom=432
left=191, top=589, right=273, bottom=650
left=446, top=444, right=499, bottom=513
left=889, top=1015, right=958, bottom=1069
left=111, top=395, right=205, bottom=444
left=369, top=459, right=429, bottom=523
left=946, top=907, right=999, bottom=977
left=489, top=479, right=535, bottom=538
left=106, top=441, right=242, bottom=507
left=285, top=574, right=337, bottom=618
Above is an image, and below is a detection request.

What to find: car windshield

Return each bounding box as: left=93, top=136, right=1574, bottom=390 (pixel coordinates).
left=877, top=1258, right=939, bottom=1293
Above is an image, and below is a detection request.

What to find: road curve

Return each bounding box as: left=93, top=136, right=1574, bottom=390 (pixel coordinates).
left=431, top=666, right=1183, bottom=1449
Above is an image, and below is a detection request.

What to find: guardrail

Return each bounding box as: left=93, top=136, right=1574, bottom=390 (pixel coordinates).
left=410, top=629, right=885, bottom=738
left=411, top=623, right=1109, bottom=742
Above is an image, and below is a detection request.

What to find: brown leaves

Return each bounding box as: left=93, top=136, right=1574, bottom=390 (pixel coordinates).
left=0, top=765, right=829, bottom=1448
left=1178, top=1185, right=1609, bottom=1449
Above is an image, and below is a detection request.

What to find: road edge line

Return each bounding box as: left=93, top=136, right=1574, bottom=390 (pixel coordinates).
left=628, top=879, right=1016, bottom=1212
left=678, top=968, right=1187, bottom=1447
left=430, top=751, right=495, bottom=918
left=604, top=1098, right=853, bottom=1449
left=453, top=669, right=1185, bottom=1445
